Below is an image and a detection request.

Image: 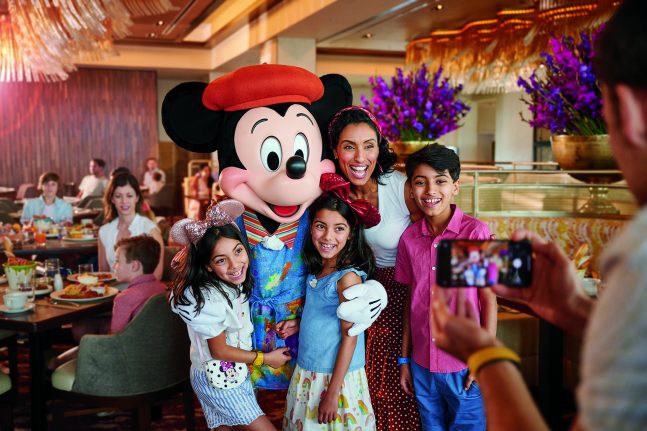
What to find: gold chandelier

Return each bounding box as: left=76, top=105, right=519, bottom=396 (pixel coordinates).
left=406, top=0, right=620, bottom=94
left=0, top=0, right=174, bottom=82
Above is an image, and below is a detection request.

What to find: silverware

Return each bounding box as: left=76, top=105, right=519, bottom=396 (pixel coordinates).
left=44, top=299, right=81, bottom=309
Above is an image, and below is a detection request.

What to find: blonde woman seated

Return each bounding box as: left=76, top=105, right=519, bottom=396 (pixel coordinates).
left=20, top=172, right=73, bottom=224
left=98, top=173, right=164, bottom=280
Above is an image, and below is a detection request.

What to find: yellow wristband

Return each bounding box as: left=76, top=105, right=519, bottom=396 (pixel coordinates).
left=253, top=351, right=264, bottom=367
left=467, top=346, right=521, bottom=377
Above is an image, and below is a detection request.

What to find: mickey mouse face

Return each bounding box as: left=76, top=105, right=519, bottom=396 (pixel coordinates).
left=219, top=105, right=335, bottom=223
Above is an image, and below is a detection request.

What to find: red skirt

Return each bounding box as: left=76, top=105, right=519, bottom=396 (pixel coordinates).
left=366, top=267, right=422, bottom=431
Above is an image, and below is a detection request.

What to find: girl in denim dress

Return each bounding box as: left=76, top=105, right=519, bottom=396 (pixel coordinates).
left=284, top=174, right=381, bottom=431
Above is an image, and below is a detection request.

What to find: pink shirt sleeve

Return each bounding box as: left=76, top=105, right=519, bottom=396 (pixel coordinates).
left=394, top=234, right=412, bottom=285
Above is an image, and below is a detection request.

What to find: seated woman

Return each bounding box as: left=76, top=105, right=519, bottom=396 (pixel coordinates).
left=21, top=172, right=73, bottom=224
left=98, top=173, right=164, bottom=280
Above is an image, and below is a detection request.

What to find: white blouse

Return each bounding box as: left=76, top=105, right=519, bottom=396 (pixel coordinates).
left=364, top=171, right=412, bottom=268
left=98, top=214, right=159, bottom=271
left=171, top=284, right=254, bottom=369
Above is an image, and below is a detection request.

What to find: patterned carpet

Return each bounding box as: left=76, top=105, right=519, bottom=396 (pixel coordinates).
left=3, top=341, right=286, bottom=430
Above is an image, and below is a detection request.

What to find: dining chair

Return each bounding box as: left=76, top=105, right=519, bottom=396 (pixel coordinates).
left=0, top=372, right=13, bottom=431
left=0, top=198, right=19, bottom=213
left=148, top=184, right=175, bottom=217
left=0, top=331, right=18, bottom=394
left=15, top=183, right=38, bottom=201
left=49, top=293, right=194, bottom=430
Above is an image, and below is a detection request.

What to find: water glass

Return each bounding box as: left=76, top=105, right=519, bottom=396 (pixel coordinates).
left=45, top=258, right=61, bottom=279
left=78, top=263, right=94, bottom=275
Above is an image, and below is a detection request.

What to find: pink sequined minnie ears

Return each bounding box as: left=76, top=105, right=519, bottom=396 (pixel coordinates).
left=170, top=199, right=245, bottom=245
left=319, top=173, right=381, bottom=229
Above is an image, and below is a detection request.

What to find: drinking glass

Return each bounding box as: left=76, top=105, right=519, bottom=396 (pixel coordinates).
left=35, top=231, right=47, bottom=246
left=78, top=263, right=94, bottom=275
left=45, top=258, right=61, bottom=279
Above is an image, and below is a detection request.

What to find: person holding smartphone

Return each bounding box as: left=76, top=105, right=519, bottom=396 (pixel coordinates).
left=394, top=144, right=497, bottom=431
left=429, top=2, right=647, bottom=430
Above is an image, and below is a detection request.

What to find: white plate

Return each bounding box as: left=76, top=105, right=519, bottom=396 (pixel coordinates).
left=67, top=272, right=116, bottom=283
left=0, top=303, right=35, bottom=314
left=50, top=286, right=119, bottom=303
left=34, top=286, right=53, bottom=296
left=46, top=233, right=59, bottom=239
left=62, top=236, right=97, bottom=242
left=0, top=275, right=6, bottom=284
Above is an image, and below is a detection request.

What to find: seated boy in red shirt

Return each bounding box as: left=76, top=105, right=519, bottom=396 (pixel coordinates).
left=49, top=235, right=166, bottom=369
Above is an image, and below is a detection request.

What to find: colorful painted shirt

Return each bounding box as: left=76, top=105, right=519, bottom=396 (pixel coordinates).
left=236, top=210, right=308, bottom=390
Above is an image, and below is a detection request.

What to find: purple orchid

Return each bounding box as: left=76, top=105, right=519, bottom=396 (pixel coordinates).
left=518, top=27, right=606, bottom=136
left=361, top=64, right=470, bottom=142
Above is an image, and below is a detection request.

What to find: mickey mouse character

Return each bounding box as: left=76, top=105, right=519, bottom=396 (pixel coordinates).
left=162, top=64, right=387, bottom=392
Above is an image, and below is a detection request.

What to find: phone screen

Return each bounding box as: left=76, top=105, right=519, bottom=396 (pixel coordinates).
left=437, top=239, right=532, bottom=287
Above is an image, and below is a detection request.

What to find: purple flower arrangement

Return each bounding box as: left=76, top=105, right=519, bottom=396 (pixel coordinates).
left=361, top=64, right=470, bottom=142
left=518, top=28, right=606, bottom=136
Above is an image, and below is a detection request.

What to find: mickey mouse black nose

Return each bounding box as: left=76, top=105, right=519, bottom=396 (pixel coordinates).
left=286, top=156, right=306, bottom=179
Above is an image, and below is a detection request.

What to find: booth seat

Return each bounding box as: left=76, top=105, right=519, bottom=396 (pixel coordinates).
left=483, top=215, right=627, bottom=390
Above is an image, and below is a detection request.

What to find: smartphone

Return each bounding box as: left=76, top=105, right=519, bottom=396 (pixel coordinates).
left=437, top=239, right=532, bottom=287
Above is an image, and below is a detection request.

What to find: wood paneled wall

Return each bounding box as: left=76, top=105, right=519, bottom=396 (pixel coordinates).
left=0, top=68, right=158, bottom=190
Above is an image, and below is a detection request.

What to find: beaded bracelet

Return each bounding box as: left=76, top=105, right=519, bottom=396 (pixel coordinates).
left=467, top=346, right=521, bottom=377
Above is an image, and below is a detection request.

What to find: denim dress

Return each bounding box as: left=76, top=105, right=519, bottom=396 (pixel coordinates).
left=284, top=267, right=376, bottom=431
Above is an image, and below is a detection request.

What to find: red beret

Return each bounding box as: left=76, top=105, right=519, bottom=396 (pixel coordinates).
left=202, top=64, right=324, bottom=112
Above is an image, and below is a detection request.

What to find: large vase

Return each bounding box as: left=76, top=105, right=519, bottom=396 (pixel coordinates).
left=390, top=140, right=434, bottom=171
left=550, top=134, right=620, bottom=214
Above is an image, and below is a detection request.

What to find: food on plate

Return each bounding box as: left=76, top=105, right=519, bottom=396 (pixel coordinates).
left=60, top=283, right=107, bottom=299
left=78, top=274, right=98, bottom=285
left=4, top=256, right=34, bottom=266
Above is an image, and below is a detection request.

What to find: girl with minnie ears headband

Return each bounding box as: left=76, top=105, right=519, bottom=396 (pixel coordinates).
left=169, top=200, right=290, bottom=431
left=284, top=173, right=379, bottom=429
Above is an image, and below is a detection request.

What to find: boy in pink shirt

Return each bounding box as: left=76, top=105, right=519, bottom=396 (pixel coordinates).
left=395, top=144, right=497, bottom=430
left=110, top=235, right=167, bottom=332
left=49, top=235, right=165, bottom=369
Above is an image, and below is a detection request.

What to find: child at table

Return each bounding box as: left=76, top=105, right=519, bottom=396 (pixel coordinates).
left=48, top=234, right=166, bottom=369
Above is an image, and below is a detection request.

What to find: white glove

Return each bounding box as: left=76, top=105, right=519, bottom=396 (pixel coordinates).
left=336, top=280, right=388, bottom=337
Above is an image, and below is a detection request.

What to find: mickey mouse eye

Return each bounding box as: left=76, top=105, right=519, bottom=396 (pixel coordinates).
left=293, top=133, right=309, bottom=162
left=260, top=136, right=282, bottom=172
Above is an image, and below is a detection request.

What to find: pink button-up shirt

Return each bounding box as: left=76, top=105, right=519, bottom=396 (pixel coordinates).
left=394, top=205, right=491, bottom=372
left=110, top=274, right=166, bottom=333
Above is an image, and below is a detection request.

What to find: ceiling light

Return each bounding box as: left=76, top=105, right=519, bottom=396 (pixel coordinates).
left=434, top=4, right=444, bottom=11
left=148, top=32, right=157, bottom=38
left=156, top=20, right=165, bottom=26
left=362, top=33, right=374, bottom=39
left=0, top=0, right=175, bottom=82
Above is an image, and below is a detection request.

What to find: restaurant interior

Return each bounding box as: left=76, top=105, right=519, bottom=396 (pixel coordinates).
left=0, top=0, right=636, bottom=430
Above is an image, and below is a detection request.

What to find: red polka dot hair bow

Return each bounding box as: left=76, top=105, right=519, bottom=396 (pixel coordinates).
left=319, top=173, right=381, bottom=229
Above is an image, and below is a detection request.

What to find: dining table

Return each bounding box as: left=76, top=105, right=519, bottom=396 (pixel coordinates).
left=8, top=208, right=101, bottom=223
left=0, top=290, right=115, bottom=430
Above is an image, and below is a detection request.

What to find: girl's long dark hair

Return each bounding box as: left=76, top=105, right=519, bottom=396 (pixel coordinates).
left=170, top=224, right=253, bottom=314
left=302, top=193, right=375, bottom=277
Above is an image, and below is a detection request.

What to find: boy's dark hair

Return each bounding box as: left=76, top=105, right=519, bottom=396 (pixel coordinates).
left=327, top=108, right=397, bottom=185
left=405, top=144, right=460, bottom=182
left=114, top=235, right=160, bottom=275
left=593, top=0, right=647, bottom=90
left=170, top=224, right=253, bottom=314
left=92, top=158, right=106, bottom=169
left=302, top=193, right=375, bottom=277
left=38, top=172, right=60, bottom=189
left=110, top=166, right=131, bottom=179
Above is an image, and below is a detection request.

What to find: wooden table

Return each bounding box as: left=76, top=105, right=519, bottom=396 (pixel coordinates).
left=0, top=294, right=114, bottom=430
left=9, top=238, right=97, bottom=259
left=0, top=187, right=15, bottom=199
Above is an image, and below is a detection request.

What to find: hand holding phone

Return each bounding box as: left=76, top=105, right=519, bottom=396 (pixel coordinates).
left=437, top=239, right=532, bottom=287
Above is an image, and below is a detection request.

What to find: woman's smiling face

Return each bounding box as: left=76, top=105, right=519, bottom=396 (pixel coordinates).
left=334, top=122, right=379, bottom=187
left=111, top=184, right=139, bottom=217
